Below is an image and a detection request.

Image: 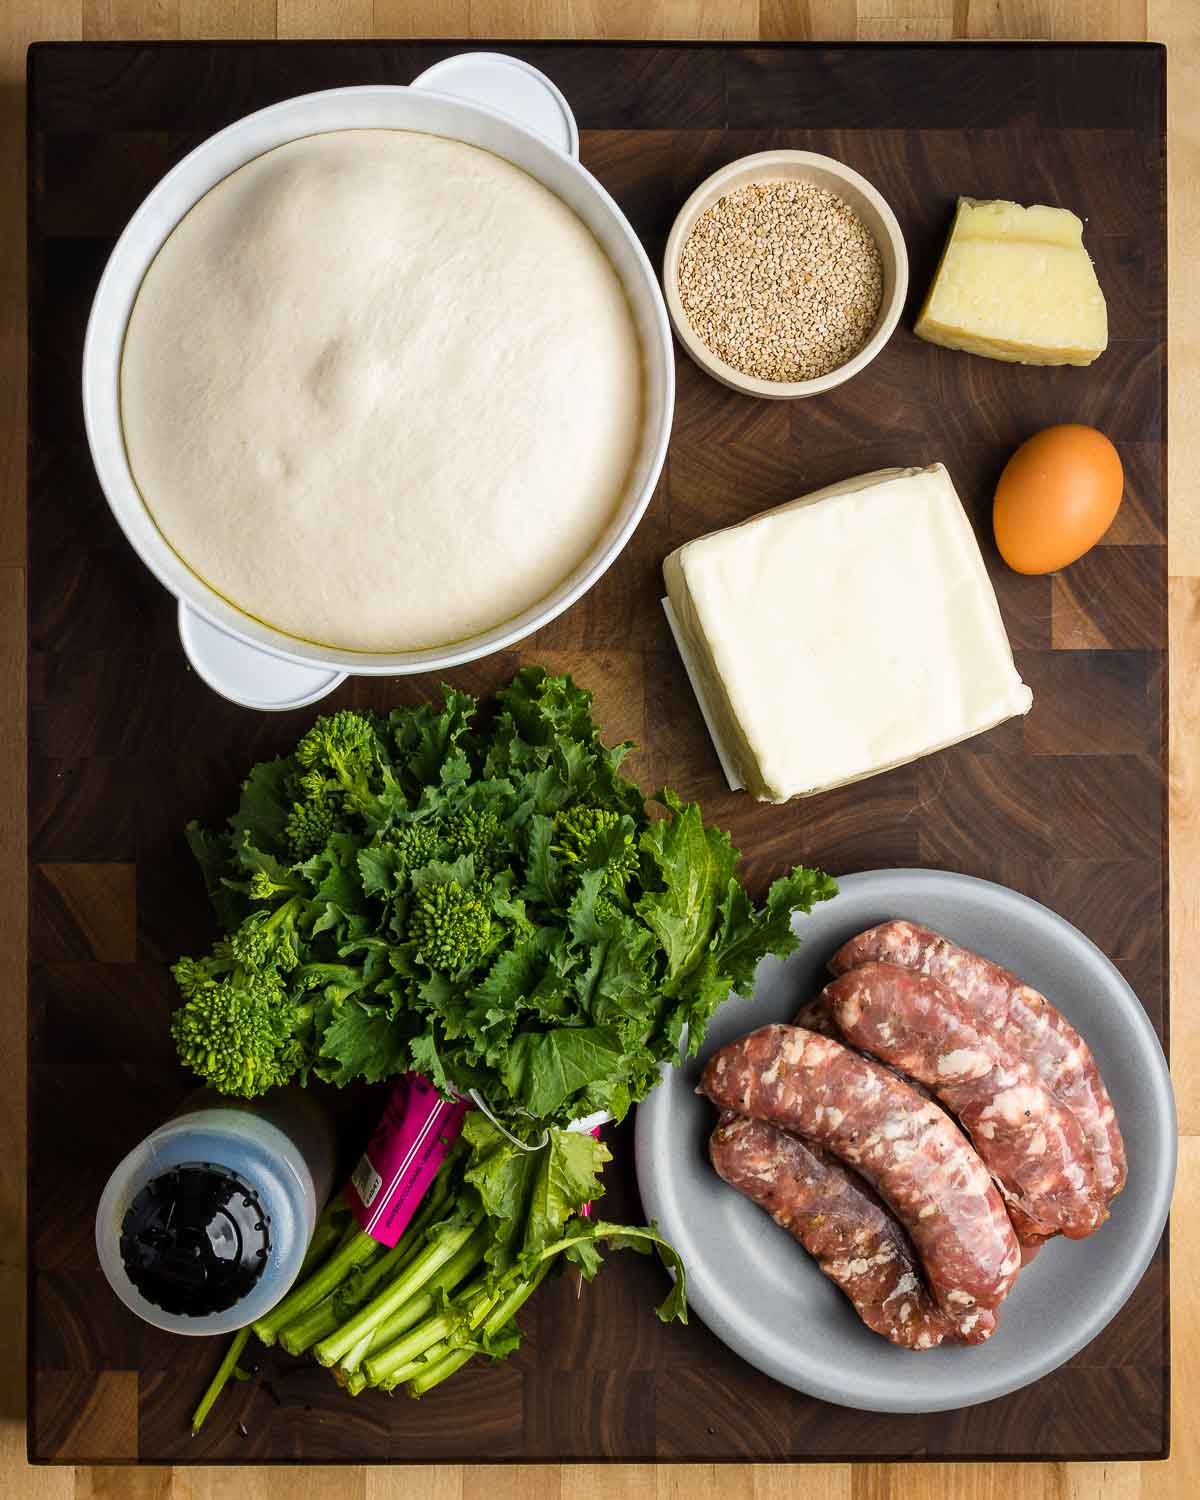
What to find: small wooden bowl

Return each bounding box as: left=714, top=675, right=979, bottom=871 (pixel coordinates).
left=663, top=149, right=909, bottom=400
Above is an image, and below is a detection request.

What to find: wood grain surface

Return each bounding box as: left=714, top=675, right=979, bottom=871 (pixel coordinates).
left=3, top=1, right=1198, bottom=1497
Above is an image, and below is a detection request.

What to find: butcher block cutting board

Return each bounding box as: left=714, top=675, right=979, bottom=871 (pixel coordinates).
left=26, top=40, right=1167, bottom=1464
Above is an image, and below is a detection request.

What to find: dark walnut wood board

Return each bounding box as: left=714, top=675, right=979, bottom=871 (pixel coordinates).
left=26, top=40, right=1167, bottom=1466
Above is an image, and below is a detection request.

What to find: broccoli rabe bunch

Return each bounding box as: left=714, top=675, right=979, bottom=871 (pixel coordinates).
left=170, top=670, right=836, bottom=1133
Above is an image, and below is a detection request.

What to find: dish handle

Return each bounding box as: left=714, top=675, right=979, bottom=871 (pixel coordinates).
left=177, top=601, right=347, bottom=713
left=409, top=53, right=580, bottom=160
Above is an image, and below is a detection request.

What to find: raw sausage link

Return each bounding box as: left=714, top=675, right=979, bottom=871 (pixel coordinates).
left=710, top=1113, right=959, bottom=1349
left=700, top=1024, right=1021, bottom=1342
left=824, top=963, right=1107, bottom=1242
left=830, top=921, right=1126, bottom=1200
left=793, top=996, right=941, bottom=1107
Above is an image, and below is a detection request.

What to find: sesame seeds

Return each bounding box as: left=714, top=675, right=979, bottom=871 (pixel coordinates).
left=677, top=179, right=884, bottom=383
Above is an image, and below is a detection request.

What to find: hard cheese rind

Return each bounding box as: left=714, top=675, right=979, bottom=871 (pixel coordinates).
left=915, top=198, right=1108, bottom=367
left=663, top=465, right=1033, bottom=803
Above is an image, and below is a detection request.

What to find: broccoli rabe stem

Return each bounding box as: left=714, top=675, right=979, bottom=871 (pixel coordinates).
left=272, top=1141, right=462, bottom=1353
left=244, top=895, right=306, bottom=954
left=362, top=1272, right=492, bottom=1386
left=377, top=1349, right=443, bottom=1392
left=362, top=1228, right=487, bottom=1356
left=279, top=1229, right=420, bottom=1357
left=275, top=1164, right=456, bottom=1353
left=405, top=1344, right=472, bottom=1397
left=362, top=1304, right=464, bottom=1383
left=252, top=1227, right=383, bottom=1347
left=313, top=1214, right=484, bottom=1368
left=414, top=1261, right=551, bottom=1397
left=302, top=1197, right=354, bottom=1274
left=335, top=1329, right=376, bottom=1381
left=190, top=1327, right=252, bottom=1437
left=403, top=1261, right=552, bottom=1399
left=278, top=1298, right=344, bottom=1359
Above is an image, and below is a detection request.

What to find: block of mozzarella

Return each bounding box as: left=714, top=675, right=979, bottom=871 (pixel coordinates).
left=915, top=197, right=1108, bottom=366
left=662, top=465, right=1033, bottom=803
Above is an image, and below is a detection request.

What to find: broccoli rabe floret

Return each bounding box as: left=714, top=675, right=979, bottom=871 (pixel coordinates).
left=171, top=898, right=319, bottom=1096
left=592, top=893, right=623, bottom=929
left=440, top=807, right=504, bottom=872
left=172, top=955, right=215, bottom=1000
left=248, top=869, right=303, bottom=901
left=170, top=967, right=313, bottom=1098
left=294, top=710, right=382, bottom=816
left=227, top=895, right=305, bottom=971
left=389, top=822, right=440, bottom=872
left=408, top=879, right=492, bottom=974
left=553, top=806, right=640, bottom=891
left=284, top=795, right=337, bottom=861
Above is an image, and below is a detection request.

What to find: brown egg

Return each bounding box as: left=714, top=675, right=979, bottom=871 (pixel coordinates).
left=993, top=424, right=1124, bottom=575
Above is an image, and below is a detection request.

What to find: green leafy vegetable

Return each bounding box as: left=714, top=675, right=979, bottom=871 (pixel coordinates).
left=170, top=666, right=836, bottom=1131
left=175, top=669, right=836, bottom=1424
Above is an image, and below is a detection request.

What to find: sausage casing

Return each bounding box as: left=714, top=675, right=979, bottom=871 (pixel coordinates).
left=710, top=1112, right=958, bottom=1349
left=700, top=1024, right=1021, bottom=1341
left=830, top=921, right=1126, bottom=1201
left=825, top=962, right=1107, bottom=1242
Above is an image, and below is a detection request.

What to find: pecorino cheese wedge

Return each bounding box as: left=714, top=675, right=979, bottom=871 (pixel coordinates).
left=915, top=197, right=1108, bottom=367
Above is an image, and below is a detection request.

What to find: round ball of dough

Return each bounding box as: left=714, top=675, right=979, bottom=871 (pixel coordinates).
left=120, top=129, right=644, bottom=651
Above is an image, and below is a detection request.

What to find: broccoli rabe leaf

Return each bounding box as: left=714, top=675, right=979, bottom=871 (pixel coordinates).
left=408, top=1025, right=456, bottom=1096
left=299, top=832, right=370, bottom=916
left=185, top=820, right=234, bottom=895
left=229, top=757, right=296, bottom=864
left=636, top=790, right=738, bottom=991
left=463, top=1113, right=608, bottom=1275
left=467, top=937, right=568, bottom=1030
left=521, top=814, right=563, bottom=910
left=480, top=1320, right=523, bottom=1361
left=389, top=689, right=476, bottom=801
left=501, top=1024, right=627, bottom=1120
left=709, top=865, right=840, bottom=995
left=357, top=842, right=405, bottom=900
left=184, top=821, right=246, bottom=931
left=582, top=917, right=658, bottom=1029
left=231, top=838, right=298, bottom=895
left=555, top=1218, right=688, bottom=1324
left=314, top=998, right=414, bottom=1086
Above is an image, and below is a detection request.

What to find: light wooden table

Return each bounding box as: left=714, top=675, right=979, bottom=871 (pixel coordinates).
left=3, top=3, right=1196, bottom=1497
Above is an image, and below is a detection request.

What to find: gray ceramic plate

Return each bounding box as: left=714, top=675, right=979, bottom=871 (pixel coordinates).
left=635, top=868, right=1176, bottom=1413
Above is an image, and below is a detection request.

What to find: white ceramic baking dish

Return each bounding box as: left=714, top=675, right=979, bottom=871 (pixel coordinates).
left=82, top=54, right=675, bottom=710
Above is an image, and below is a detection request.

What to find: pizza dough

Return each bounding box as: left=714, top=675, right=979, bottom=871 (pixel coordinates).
left=119, top=129, right=644, bottom=652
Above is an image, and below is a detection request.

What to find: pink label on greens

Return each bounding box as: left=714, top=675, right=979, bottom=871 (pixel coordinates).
left=346, top=1074, right=469, bottom=1246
